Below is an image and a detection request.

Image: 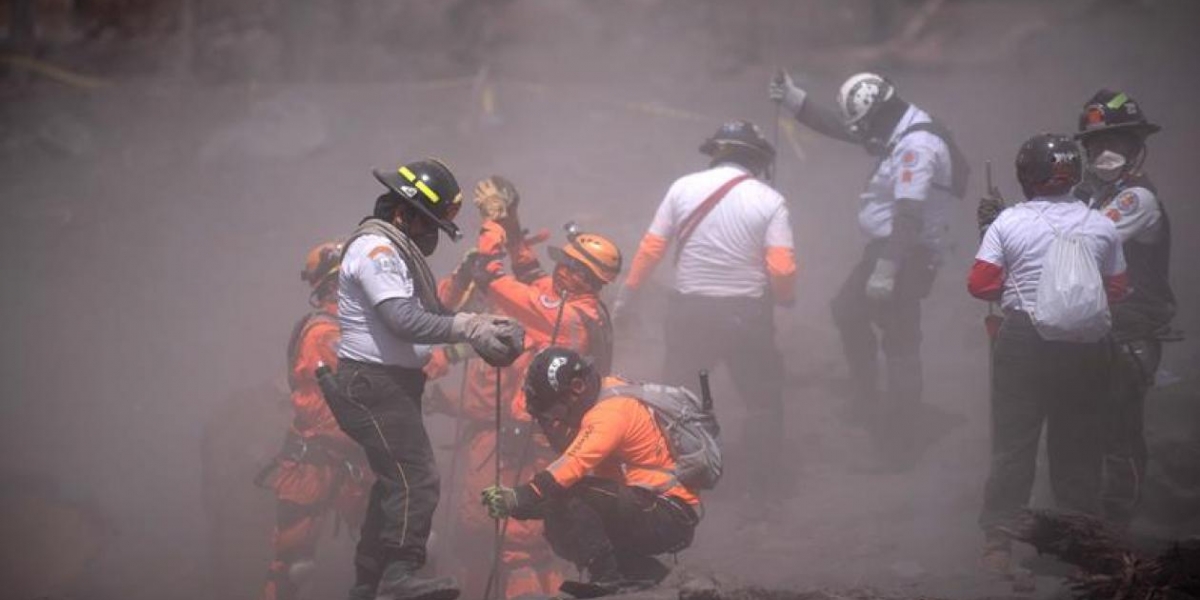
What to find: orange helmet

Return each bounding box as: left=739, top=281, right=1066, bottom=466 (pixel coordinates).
left=301, top=241, right=343, bottom=289
left=548, top=232, right=622, bottom=285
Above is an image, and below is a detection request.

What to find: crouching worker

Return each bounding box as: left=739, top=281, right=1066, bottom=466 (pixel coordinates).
left=481, top=347, right=710, bottom=598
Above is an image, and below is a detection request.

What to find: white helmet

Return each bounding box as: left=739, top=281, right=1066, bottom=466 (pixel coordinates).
left=836, top=72, right=896, bottom=126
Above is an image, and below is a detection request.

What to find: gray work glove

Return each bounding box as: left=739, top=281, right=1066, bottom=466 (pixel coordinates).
left=865, top=258, right=898, bottom=302
left=769, top=69, right=808, bottom=116
left=451, top=313, right=526, bottom=367
left=610, top=285, right=636, bottom=324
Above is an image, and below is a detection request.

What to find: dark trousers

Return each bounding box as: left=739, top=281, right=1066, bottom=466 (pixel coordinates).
left=1100, top=339, right=1161, bottom=527
left=978, top=312, right=1110, bottom=532
left=663, top=292, right=784, bottom=495
left=326, top=359, right=440, bottom=589
left=542, top=477, right=697, bottom=577
left=831, top=241, right=936, bottom=412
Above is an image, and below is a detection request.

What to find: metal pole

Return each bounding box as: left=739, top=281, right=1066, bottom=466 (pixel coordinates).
left=483, top=366, right=504, bottom=600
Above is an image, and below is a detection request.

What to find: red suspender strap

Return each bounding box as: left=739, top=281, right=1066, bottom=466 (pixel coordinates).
left=673, top=174, right=752, bottom=263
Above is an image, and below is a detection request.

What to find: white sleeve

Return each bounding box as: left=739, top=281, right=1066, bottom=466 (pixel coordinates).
left=353, top=239, right=415, bottom=306
left=765, top=197, right=794, bottom=248
left=892, top=141, right=938, bottom=201
left=1099, top=225, right=1127, bottom=278
left=1099, top=187, right=1163, bottom=244
left=646, top=183, right=679, bottom=238
left=975, top=214, right=1006, bottom=267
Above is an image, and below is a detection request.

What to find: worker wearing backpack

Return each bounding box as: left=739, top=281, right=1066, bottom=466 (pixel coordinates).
left=771, top=71, right=968, bottom=470
left=967, top=133, right=1128, bottom=576
left=480, top=347, right=711, bottom=598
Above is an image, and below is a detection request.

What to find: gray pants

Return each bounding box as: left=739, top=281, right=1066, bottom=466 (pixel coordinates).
left=978, top=312, right=1110, bottom=532
left=327, top=360, right=440, bottom=590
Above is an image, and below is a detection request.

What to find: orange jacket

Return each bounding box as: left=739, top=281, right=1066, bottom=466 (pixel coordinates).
left=286, top=304, right=352, bottom=448
left=524, top=376, right=699, bottom=506
left=476, top=221, right=613, bottom=374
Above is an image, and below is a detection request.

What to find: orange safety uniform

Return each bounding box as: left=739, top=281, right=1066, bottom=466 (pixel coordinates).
left=476, top=221, right=614, bottom=374
left=427, top=268, right=563, bottom=600
left=525, top=376, right=699, bottom=507
left=260, top=301, right=371, bottom=600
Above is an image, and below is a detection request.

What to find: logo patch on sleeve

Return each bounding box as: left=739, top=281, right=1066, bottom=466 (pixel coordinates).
left=901, top=170, right=913, bottom=183
left=368, top=245, right=401, bottom=274
left=1105, top=208, right=1122, bottom=223
left=539, top=294, right=563, bottom=309
left=901, top=150, right=919, bottom=166
left=1116, top=192, right=1140, bottom=214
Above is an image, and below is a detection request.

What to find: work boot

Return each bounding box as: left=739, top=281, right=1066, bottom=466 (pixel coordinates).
left=373, top=561, right=460, bottom=600
left=979, top=530, right=1012, bottom=576
left=615, top=554, right=670, bottom=587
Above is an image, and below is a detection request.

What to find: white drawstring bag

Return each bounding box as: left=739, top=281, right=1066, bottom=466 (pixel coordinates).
left=1017, top=206, right=1112, bottom=343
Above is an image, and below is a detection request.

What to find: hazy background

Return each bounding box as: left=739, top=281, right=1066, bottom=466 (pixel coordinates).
left=1, top=1, right=1197, bottom=598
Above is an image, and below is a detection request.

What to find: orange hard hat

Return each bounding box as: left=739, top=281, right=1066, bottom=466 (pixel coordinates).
left=301, top=240, right=343, bottom=289
left=549, top=232, right=622, bottom=285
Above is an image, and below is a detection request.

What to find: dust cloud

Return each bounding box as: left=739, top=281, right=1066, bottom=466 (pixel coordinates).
left=1, top=1, right=1197, bottom=599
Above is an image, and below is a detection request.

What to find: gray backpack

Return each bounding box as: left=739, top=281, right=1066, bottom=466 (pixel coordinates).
left=598, top=383, right=723, bottom=491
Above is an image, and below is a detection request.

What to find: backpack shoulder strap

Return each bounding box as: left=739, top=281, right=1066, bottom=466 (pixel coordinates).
left=894, top=120, right=968, bottom=198
left=598, top=384, right=643, bottom=403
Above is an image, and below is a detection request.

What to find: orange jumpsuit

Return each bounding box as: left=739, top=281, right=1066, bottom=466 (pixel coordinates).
left=260, top=302, right=370, bottom=600
left=428, top=262, right=562, bottom=600
left=477, top=221, right=614, bottom=376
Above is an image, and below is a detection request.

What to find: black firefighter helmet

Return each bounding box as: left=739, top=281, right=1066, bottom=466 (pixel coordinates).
left=1015, top=133, right=1083, bottom=197
left=1076, top=89, right=1161, bottom=141
left=700, top=119, right=775, bottom=169
left=372, top=158, right=464, bottom=241
left=523, top=346, right=600, bottom=423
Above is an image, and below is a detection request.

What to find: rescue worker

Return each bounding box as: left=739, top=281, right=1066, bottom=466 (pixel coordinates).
left=968, top=133, right=1127, bottom=575
left=612, top=120, right=795, bottom=499
left=481, top=347, right=702, bottom=597
left=472, top=191, right=621, bottom=374
left=1074, top=90, right=1175, bottom=529
left=260, top=241, right=370, bottom=600
left=770, top=71, right=964, bottom=469
left=326, top=158, right=525, bottom=600
left=425, top=176, right=570, bottom=599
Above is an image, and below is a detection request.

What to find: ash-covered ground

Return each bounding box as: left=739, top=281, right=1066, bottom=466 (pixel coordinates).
left=1, top=1, right=1198, bottom=599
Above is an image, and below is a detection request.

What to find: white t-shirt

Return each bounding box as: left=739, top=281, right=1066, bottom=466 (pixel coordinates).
left=648, top=164, right=793, bottom=298
left=858, top=105, right=956, bottom=249
left=976, top=195, right=1126, bottom=313
left=1091, top=185, right=1165, bottom=244
left=337, top=233, right=434, bottom=368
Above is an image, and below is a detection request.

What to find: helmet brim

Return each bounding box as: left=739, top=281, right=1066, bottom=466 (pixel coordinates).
left=1075, top=121, right=1161, bottom=140
left=373, top=168, right=463, bottom=242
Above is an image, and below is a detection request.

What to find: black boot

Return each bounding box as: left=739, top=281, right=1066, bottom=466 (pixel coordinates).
left=615, top=554, right=670, bottom=587
left=373, top=561, right=460, bottom=600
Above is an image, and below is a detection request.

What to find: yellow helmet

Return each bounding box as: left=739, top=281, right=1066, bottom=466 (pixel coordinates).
left=549, top=232, right=622, bottom=285
left=301, top=240, right=343, bottom=289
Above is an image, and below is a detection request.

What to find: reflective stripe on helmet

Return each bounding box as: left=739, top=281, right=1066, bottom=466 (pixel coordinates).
left=398, top=166, right=442, bottom=204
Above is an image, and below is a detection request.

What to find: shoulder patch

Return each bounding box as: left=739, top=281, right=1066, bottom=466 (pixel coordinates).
left=901, top=150, right=919, bottom=166
left=539, top=294, right=563, bottom=310
left=1104, top=208, right=1122, bottom=223
left=1116, top=191, right=1140, bottom=215
left=368, top=245, right=402, bottom=274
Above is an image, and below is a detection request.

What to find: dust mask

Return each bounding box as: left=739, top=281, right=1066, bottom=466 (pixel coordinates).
left=1090, top=150, right=1127, bottom=183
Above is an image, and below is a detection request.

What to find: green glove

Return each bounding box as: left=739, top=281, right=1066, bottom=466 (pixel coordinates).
left=481, top=485, right=517, bottom=520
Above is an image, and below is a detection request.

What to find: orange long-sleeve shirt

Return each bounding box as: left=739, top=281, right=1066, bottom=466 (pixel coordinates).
left=535, top=377, right=699, bottom=505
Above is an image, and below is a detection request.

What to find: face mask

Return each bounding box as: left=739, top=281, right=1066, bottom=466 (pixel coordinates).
left=1090, top=149, right=1127, bottom=184
left=414, top=230, right=439, bottom=256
